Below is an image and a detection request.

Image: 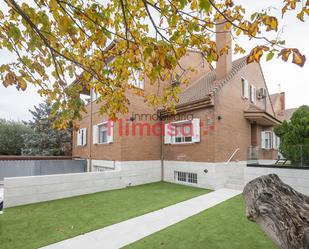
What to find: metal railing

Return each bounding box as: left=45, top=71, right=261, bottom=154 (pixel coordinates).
left=247, top=145, right=309, bottom=167
left=225, top=148, right=240, bottom=164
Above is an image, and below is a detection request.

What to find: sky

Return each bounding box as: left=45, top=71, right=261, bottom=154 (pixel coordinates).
left=0, top=1, right=308, bottom=121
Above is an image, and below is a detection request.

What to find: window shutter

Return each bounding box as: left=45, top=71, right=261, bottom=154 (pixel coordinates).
left=244, top=80, right=249, bottom=99
left=192, top=118, right=201, bottom=143
left=107, top=121, right=114, bottom=144
left=93, top=125, right=98, bottom=144
left=77, top=130, right=82, bottom=146
left=272, top=132, right=280, bottom=149
left=277, top=137, right=280, bottom=149
left=250, top=85, right=256, bottom=103
left=261, top=131, right=266, bottom=149
left=82, top=128, right=87, bottom=146
left=164, top=123, right=172, bottom=144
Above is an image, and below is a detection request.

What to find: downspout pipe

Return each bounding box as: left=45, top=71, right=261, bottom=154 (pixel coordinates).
left=160, top=117, right=164, bottom=181
left=89, top=90, right=93, bottom=172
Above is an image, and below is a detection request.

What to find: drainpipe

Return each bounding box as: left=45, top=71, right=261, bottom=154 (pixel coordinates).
left=160, top=117, right=164, bottom=181
left=89, top=89, right=93, bottom=172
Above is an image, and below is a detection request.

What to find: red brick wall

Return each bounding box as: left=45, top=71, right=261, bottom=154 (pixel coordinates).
left=72, top=57, right=278, bottom=163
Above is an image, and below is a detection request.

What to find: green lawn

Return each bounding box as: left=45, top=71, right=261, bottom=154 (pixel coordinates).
left=0, top=182, right=210, bottom=249
left=124, top=195, right=276, bottom=249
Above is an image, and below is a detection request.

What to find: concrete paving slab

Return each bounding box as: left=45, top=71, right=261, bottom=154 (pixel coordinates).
left=41, top=188, right=241, bottom=249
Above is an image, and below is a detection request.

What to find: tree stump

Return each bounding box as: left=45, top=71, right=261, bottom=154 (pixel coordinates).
left=243, top=174, right=309, bottom=249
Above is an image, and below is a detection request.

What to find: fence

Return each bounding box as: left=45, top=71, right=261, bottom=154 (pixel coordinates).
left=0, top=157, right=87, bottom=181
left=247, top=144, right=309, bottom=167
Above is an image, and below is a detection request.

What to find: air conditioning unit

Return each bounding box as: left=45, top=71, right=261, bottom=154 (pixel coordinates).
left=257, top=88, right=267, bottom=99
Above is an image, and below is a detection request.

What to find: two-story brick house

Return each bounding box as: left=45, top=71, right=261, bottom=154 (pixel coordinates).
left=72, top=22, right=281, bottom=190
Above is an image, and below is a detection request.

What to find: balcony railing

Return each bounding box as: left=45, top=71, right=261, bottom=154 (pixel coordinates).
left=247, top=145, right=309, bottom=167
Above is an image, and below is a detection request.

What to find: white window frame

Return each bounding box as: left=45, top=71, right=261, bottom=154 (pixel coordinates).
left=173, top=122, right=193, bottom=144
left=93, top=121, right=114, bottom=145
left=98, top=123, right=108, bottom=144
left=241, top=77, right=249, bottom=99
left=128, top=69, right=144, bottom=89
left=250, top=85, right=256, bottom=103
left=164, top=119, right=200, bottom=145
left=77, top=128, right=87, bottom=146
left=261, top=131, right=272, bottom=150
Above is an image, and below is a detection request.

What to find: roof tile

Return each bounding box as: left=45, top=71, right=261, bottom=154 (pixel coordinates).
left=178, top=56, right=247, bottom=105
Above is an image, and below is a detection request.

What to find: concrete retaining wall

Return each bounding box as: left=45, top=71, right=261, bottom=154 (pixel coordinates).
left=5, top=159, right=309, bottom=208
left=4, top=160, right=161, bottom=208
left=0, top=159, right=87, bottom=181
left=164, top=161, right=309, bottom=196
left=245, top=166, right=309, bottom=196
left=163, top=161, right=246, bottom=190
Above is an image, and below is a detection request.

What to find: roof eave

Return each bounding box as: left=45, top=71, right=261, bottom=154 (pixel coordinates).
left=244, top=110, right=282, bottom=126
left=159, top=95, right=214, bottom=117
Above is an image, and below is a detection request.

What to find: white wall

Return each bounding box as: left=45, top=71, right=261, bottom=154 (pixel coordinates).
left=245, top=166, right=309, bottom=196
left=4, top=161, right=161, bottom=208
left=164, top=161, right=309, bottom=197
left=5, top=159, right=309, bottom=208
left=163, top=161, right=246, bottom=190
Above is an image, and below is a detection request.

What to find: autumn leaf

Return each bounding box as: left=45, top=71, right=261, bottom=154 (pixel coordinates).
left=17, top=77, right=27, bottom=91
left=292, top=49, right=306, bottom=67
left=263, top=16, right=278, bottom=31
left=234, top=44, right=246, bottom=54
left=297, top=10, right=305, bottom=22
left=278, top=48, right=292, bottom=62
left=247, top=46, right=269, bottom=64
left=3, top=72, right=16, bottom=87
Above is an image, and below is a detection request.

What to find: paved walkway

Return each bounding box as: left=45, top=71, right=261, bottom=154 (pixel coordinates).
left=41, top=188, right=241, bottom=249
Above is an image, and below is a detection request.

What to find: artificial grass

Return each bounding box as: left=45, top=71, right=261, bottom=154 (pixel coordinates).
left=124, top=195, right=276, bottom=249
left=0, top=182, right=210, bottom=249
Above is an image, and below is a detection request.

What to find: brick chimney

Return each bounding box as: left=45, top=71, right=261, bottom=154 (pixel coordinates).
left=216, top=20, right=232, bottom=81
left=280, top=92, right=285, bottom=112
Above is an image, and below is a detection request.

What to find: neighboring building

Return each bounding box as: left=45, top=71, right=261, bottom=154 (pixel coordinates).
left=270, top=92, right=297, bottom=121
left=72, top=22, right=282, bottom=190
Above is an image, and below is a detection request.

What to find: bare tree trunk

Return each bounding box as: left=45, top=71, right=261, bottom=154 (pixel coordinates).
left=243, top=174, right=309, bottom=249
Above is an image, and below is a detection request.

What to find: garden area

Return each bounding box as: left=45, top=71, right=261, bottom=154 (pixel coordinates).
left=0, top=182, right=274, bottom=249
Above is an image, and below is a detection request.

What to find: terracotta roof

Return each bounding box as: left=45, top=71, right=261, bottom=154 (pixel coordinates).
left=178, top=56, right=247, bottom=105
left=277, top=108, right=298, bottom=121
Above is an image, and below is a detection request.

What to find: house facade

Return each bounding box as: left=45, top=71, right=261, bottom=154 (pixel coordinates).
left=72, top=22, right=281, bottom=190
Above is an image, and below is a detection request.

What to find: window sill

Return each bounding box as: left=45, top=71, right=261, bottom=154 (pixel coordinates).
left=169, top=142, right=198, bottom=145
left=94, top=143, right=112, bottom=145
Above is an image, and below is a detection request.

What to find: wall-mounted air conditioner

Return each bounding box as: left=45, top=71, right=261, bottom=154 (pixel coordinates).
left=257, top=88, right=267, bottom=99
